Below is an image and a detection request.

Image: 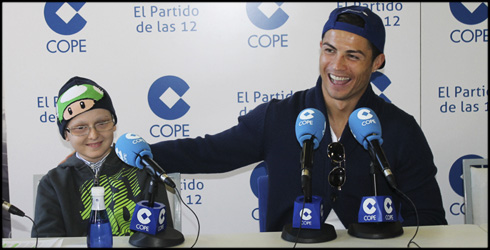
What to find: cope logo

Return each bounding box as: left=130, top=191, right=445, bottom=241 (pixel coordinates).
left=370, top=72, right=392, bottom=103
left=246, top=2, right=289, bottom=48
left=450, top=2, right=488, bottom=25
left=299, top=208, right=313, bottom=221
left=148, top=75, right=190, bottom=120
left=137, top=208, right=165, bottom=225
left=137, top=208, right=152, bottom=224
left=449, top=2, right=488, bottom=43
left=246, top=2, right=289, bottom=30
left=384, top=197, right=394, bottom=214
left=448, top=154, right=484, bottom=216
left=299, top=109, right=315, bottom=120
left=44, top=2, right=86, bottom=35
left=44, top=2, right=88, bottom=53
left=360, top=196, right=396, bottom=222
left=148, top=76, right=191, bottom=138
left=356, top=108, right=373, bottom=120
left=362, top=198, right=378, bottom=214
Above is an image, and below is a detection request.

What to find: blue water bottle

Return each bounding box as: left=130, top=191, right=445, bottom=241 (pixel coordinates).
left=87, top=186, right=113, bottom=248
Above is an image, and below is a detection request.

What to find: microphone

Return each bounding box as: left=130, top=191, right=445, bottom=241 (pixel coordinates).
left=115, top=133, right=186, bottom=247
left=295, top=108, right=326, bottom=150
left=3, top=199, right=41, bottom=247
left=295, top=108, right=326, bottom=203
left=281, top=109, right=336, bottom=243
left=348, top=107, right=397, bottom=189
left=115, top=133, right=176, bottom=189
left=2, top=200, right=25, bottom=217
left=347, top=108, right=404, bottom=239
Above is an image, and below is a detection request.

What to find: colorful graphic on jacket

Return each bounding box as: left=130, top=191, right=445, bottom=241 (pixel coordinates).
left=80, top=167, right=142, bottom=236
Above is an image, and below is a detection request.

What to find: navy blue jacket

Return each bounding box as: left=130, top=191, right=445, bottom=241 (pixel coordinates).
left=151, top=76, right=447, bottom=232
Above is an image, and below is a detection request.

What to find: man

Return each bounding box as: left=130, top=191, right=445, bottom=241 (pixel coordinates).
left=151, top=6, right=447, bottom=232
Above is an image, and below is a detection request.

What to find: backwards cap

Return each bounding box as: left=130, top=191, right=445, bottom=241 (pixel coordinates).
left=56, top=76, right=117, bottom=139
left=322, top=6, right=386, bottom=68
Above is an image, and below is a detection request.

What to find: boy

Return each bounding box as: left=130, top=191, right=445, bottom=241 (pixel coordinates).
left=32, top=76, right=173, bottom=237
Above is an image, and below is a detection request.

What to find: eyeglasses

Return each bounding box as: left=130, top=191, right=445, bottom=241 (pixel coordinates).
left=327, top=142, right=346, bottom=190
left=66, top=120, right=114, bottom=136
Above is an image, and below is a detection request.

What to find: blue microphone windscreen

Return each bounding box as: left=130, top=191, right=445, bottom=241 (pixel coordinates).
left=295, top=108, right=326, bottom=149
left=348, top=107, right=383, bottom=150
left=115, top=133, right=153, bottom=169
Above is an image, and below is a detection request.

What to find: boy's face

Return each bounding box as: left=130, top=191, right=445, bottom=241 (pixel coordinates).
left=65, top=108, right=116, bottom=163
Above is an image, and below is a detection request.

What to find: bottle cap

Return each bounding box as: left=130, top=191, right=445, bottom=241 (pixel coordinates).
left=92, top=186, right=105, bottom=197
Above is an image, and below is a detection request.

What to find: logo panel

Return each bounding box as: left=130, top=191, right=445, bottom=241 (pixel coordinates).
left=148, top=75, right=190, bottom=120
left=356, top=108, right=373, bottom=120
left=246, top=2, right=290, bottom=48
left=448, top=2, right=488, bottom=43
left=384, top=197, right=393, bottom=214
left=158, top=208, right=166, bottom=224
left=362, top=197, right=377, bottom=214
left=450, top=2, right=488, bottom=25
left=137, top=208, right=152, bottom=224
left=246, top=2, right=289, bottom=30
left=299, top=109, right=315, bottom=120
left=44, top=2, right=87, bottom=35
left=300, top=208, right=312, bottom=220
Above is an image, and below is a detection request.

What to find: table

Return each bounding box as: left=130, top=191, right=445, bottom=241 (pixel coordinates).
left=2, top=224, right=487, bottom=248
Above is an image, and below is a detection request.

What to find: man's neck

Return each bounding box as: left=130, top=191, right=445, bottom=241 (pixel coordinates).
left=323, top=92, right=361, bottom=140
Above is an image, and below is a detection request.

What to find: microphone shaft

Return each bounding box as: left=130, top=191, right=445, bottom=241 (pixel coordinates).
left=141, top=155, right=176, bottom=189
left=301, top=139, right=314, bottom=203
left=367, top=139, right=397, bottom=189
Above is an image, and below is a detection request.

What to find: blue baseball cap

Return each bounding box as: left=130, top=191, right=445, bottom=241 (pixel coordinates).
left=322, top=6, right=386, bottom=68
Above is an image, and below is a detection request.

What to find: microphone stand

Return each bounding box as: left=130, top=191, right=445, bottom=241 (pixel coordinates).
left=281, top=140, right=337, bottom=243
left=301, top=139, right=314, bottom=203
left=129, top=175, right=185, bottom=248
left=347, top=162, right=403, bottom=239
